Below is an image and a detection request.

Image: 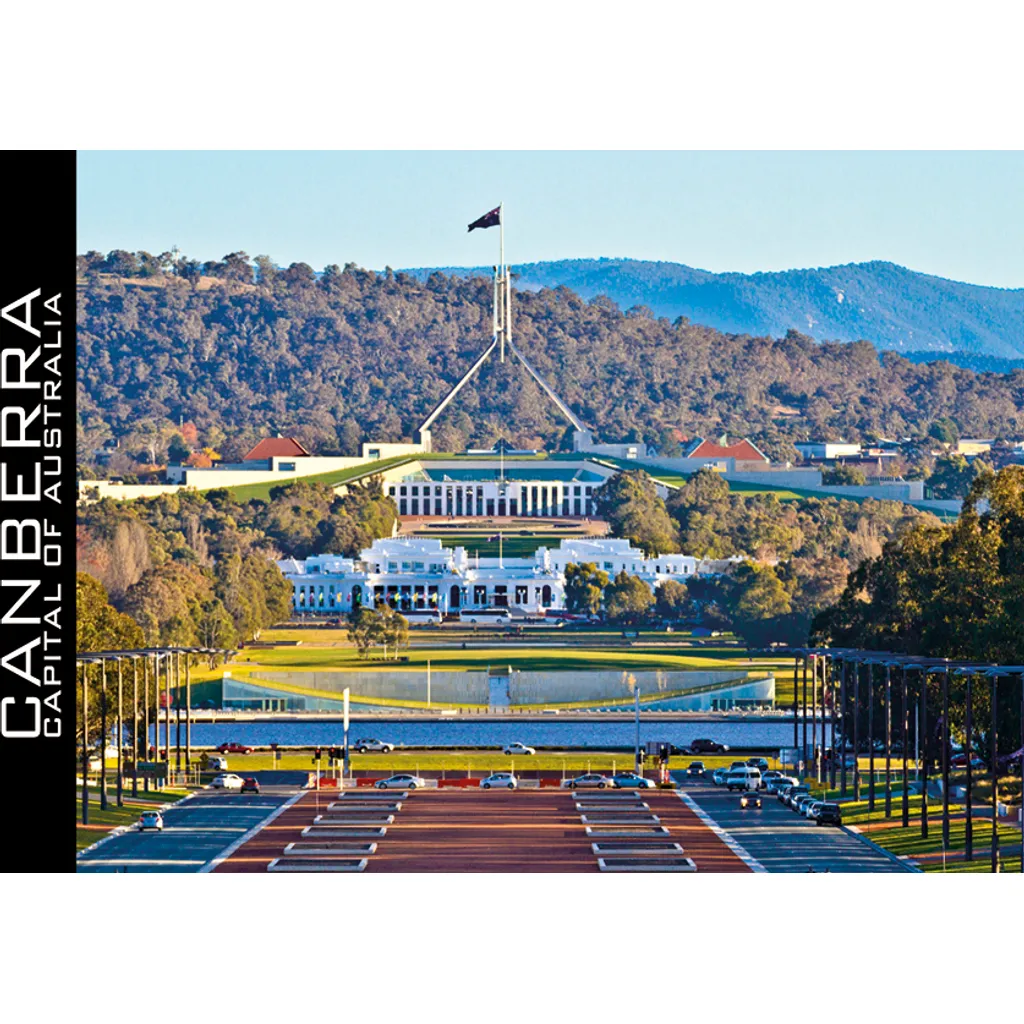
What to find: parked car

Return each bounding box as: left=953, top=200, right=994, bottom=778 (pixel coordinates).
left=354, top=738, right=395, bottom=753
left=503, top=742, right=536, bottom=756
left=746, top=757, right=770, bottom=773
left=217, top=742, right=254, bottom=755
left=612, top=772, right=656, bottom=789
left=739, top=792, right=762, bottom=809
left=210, top=773, right=244, bottom=790
left=564, top=774, right=611, bottom=789
left=726, top=768, right=762, bottom=792
left=241, top=777, right=260, bottom=794
left=767, top=775, right=797, bottom=794
left=375, top=774, right=425, bottom=789
left=481, top=772, right=517, bottom=790
left=786, top=786, right=811, bottom=808
left=794, top=794, right=818, bottom=815
left=815, top=803, right=843, bottom=826
left=690, top=739, right=729, bottom=754
left=686, top=761, right=706, bottom=777
left=804, top=800, right=824, bottom=820
left=138, top=810, right=164, bottom=831
left=711, top=768, right=728, bottom=786
left=206, top=755, right=229, bottom=772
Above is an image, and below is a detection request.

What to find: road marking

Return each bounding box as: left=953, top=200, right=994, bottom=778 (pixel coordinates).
left=676, top=791, right=767, bottom=872
left=200, top=791, right=306, bottom=873
left=78, top=858, right=207, bottom=867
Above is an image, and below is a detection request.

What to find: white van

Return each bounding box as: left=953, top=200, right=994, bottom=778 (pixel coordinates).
left=403, top=609, right=443, bottom=626
left=459, top=609, right=513, bottom=626
left=726, top=767, right=762, bottom=792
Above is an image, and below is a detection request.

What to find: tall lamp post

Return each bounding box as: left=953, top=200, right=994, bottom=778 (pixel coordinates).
left=965, top=671, right=974, bottom=863
left=867, top=662, right=876, bottom=811
left=131, top=657, right=139, bottom=798
left=941, top=663, right=950, bottom=850
left=884, top=662, right=892, bottom=818
left=116, top=656, right=124, bottom=808
left=100, top=658, right=108, bottom=811
left=80, top=661, right=90, bottom=825
left=901, top=663, right=909, bottom=828
left=852, top=659, right=861, bottom=802
left=990, top=672, right=999, bottom=874
left=918, top=667, right=928, bottom=839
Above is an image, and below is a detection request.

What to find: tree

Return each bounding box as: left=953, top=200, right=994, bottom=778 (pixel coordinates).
left=564, top=562, right=609, bottom=615
left=603, top=571, right=655, bottom=625
left=654, top=578, right=695, bottom=622
left=822, top=464, right=867, bottom=486
left=167, top=433, right=191, bottom=463
left=594, top=470, right=679, bottom=556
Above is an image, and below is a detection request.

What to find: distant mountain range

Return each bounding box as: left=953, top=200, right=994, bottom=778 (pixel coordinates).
left=400, top=258, right=1024, bottom=365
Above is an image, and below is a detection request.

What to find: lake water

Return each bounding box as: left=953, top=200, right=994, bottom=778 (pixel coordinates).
left=168, top=718, right=827, bottom=750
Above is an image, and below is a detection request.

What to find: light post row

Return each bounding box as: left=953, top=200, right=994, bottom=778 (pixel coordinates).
left=791, top=648, right=1024, bottom=874
left=76, top=646, right=235, bottom=826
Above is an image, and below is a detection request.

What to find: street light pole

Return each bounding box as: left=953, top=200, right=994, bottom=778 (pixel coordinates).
left=965, top=673, right=973, bottom=862
left=116, top=657, right=124, bottom=807
left=164, top=652, right=172, bottom=786
left=990, top=674, right=999, bottom=874
left=175, top=650, right=182, bottom=772
left=812, top=654, right=819, bottom=784
left=793, top=655, right=800, bottom=766
left=901, top=665, right=909, bottom=828
left=132, top=658, right=139, bottom=797
left=852, top=660, right=861, bottom=801
left=919, top=671, right=928, bottom=839
left=100, top=658, right=108, bottom=811
left=143, top=655, right=150, bottom=792
left=185, top=652, right=192, bottom=770
left=829, top=658, right=838, bottom=791
left=942, top=664, right=950, bottom=848
left=868, top=663, right=876, bottom=811
left=884, top=663, right=892, bottom=818
left=81, top=662, right=89, bottom=825
left=840, top=659, right=848, bottom=797
left=802, top=656, right=809, bottom=780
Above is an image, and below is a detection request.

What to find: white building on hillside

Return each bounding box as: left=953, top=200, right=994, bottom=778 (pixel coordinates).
left=278, top=537, right=709, bottom=617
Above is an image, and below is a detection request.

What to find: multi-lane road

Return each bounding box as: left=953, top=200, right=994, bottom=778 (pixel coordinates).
left=674, top=774, right=911, bottom=873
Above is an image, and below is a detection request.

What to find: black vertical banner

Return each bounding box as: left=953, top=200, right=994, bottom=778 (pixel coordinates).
left=1, top=151, right=77, bottom=871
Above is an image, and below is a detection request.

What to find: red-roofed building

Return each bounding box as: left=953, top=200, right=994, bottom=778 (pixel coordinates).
left=242, top=436, right=311, bottom=462
left=683, top=435, right=770, bottom=467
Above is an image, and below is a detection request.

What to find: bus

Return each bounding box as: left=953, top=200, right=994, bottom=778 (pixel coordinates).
left=402, top=609, right=443, bottom=626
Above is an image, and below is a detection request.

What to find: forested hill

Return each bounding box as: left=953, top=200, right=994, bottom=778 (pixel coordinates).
left=75, top=262, right=1024, bottom=461
left=401, top=259, right=1024, bottom=361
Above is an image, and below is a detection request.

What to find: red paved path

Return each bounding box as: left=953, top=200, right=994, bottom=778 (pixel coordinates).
left=215, top=788, right=750, bottom=873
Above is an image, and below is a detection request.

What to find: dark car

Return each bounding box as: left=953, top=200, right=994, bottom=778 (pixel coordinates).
left=739, top=792, right=762, bottom=809
left=686, top=761, right=706, bottom=777
left=815, top=803, right=842, bottom=826
left=240, top=777, right=260, bottom=794
left=746, top=757, right=770, bottom=773
left=690, top=739, right=729, bottom=754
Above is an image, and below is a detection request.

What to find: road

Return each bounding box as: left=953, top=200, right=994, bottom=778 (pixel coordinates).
left=675, top=774, right=911, bottom=873
left=76, top=790, right=298, bottom=873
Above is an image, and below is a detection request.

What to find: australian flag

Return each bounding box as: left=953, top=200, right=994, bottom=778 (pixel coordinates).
left=468, top=206, right=501, bottom=232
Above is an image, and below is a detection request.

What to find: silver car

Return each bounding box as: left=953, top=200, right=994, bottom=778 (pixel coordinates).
left=375, top=773, right=425, bottom=789
left=481, top=772, right=518, bottom=790
left=563, top=773, right=611, bottom=789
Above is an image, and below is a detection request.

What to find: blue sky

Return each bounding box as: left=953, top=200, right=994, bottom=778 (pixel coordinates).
left=77, top=151, right=1024, bottom=288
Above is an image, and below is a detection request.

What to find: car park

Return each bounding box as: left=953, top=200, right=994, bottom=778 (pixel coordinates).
left=217, top=742, right=254, bottom=754
left=138, top=810, right=164, bottom=831
left=690, top=739, right=729, bottom=754
left=210, top=773, right=244, bottom=790
left=686, top=761, right=706, bottom=777
left=726, top=767, right=762, bottom=792
left=739, top=792, right=762, bottom=809
left=376, top=774, right=426, bottom=789
left=241, top=777, right=260, bottom=794
left=354, top=738, right=395, bottom=753
left=815, top=803, right=843, bottom=827
left=481, top=772, right=518, bottom=789
left=611, top=772, right=656, bottom=789
left=503, top=742, right=536, bottom=756
left=564, top=773, right=611, bottom=789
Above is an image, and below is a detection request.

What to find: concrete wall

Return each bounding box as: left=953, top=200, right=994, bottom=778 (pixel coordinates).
left=361, top=442, right=427, bottom=459
left=811, top=480, right=925, bottom=502
left=78, top=481, right=189, bottom=504
left=250, top=667, right=770, bottom=705
left=167, top=455, right=370, bottom=489
left=723, top=469, right=824, bottom=488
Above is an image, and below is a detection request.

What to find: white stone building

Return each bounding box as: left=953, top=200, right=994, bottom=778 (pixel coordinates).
left=278, top=536, right=705, bottom=617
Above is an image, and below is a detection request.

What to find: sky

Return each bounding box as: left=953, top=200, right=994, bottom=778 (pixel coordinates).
left=76, top=151, right=1024, bottom=289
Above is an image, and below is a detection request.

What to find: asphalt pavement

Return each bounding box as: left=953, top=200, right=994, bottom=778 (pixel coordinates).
left=76, top=789, right=299, bottom=873
left=674, top=774, right=911, bottom=873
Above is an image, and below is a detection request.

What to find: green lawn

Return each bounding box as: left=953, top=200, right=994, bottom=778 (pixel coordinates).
left=211, top=455, right=416, bottom=503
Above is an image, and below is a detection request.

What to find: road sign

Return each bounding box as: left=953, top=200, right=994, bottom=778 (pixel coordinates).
left=135, top=761, right=168, bottom=779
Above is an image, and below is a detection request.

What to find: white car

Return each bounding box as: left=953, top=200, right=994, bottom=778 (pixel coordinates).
left=375, top=774, right=426, bottom=789
left=804, top=800, right=824, bottom=819
left=725, top=768, right=762, bottom=792
left=766, top=775, right=798, bottom=794
left=481, top=772, right=518, bottom=790
left=138, top=810, right=164, bottom=831
left=503, top=742, right=536, bottom=756
left=210, top=773, right=244, bottom=790
left=354, top=738, right=395, bottom=753
left=563, top=773, right=612, bottom=789
left=612, top=772, right=657, bottom=789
